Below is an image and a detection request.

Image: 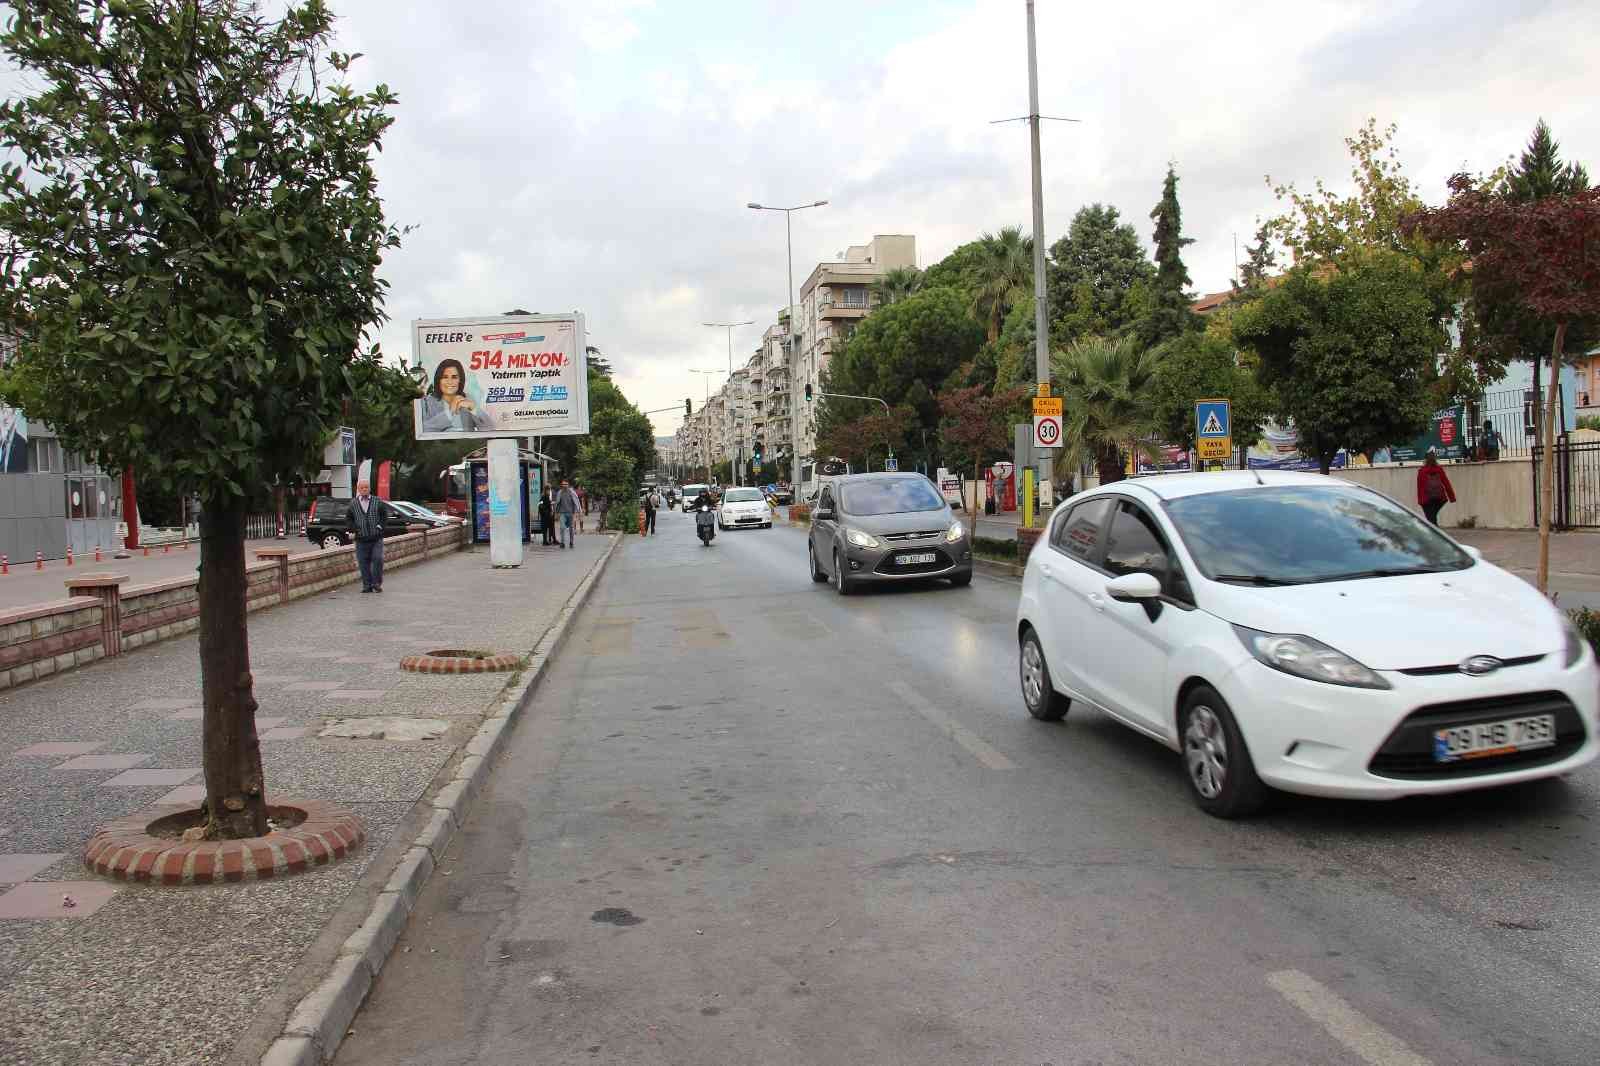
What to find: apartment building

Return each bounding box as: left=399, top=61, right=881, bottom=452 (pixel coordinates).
left=792, top=234, right=916, bottom=458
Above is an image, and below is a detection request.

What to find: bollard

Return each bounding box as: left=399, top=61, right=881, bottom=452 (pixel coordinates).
left=163, top=543, right=170, bottom=554
left=143, top=545, right=150, bottom=557
left=35, top=551, right=43, bottom=571
left=65, top=547, right=73, bottom=567
left=94, top=544, right=102, bottom=563
left=1, top=554, right=7, bottom=574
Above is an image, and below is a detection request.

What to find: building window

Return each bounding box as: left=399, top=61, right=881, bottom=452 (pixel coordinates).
left=27, top=438, right=60, bottom=473
left=839, top=286, right=868, bottom=308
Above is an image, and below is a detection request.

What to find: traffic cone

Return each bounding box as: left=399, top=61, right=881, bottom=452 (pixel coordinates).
left=2, top=554, right=8, bottom=575
left=34, top=551, right=43, bottom=571
left=65, top=547, right=73, bottom=566
left=94, top=544, right=102, bottom=562
left=143, top=544, right=150, bottom=557
left=163, top=543, right=170, bottom=554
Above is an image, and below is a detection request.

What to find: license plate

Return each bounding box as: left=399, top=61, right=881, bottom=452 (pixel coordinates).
left=897, top=552, right=937, bottom=565
left=1432, top=714, right=1556, bottom=762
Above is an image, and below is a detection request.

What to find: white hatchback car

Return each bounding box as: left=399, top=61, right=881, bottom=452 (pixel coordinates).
left=1016, top=472, right=1598, bottom=818
left=717, top=487, right=772, bottom=530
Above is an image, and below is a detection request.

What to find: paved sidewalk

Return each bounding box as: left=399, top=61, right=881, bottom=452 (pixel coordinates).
left=0, top=531, right=614, bottom=1066
left=0, top=537, right=287, bottom=611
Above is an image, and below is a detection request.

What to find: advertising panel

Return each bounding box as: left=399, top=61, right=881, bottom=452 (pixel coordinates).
left=1389, top=405, right=1467, bottom=462
left=412, top=313, right=590, bottom=440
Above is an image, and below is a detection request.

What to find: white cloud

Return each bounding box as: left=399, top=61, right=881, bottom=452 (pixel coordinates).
left=5, top=0, right=1597, bottom=436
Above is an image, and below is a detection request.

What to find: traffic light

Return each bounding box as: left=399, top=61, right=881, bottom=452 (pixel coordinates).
left=753, top=441, right=763, bottom=462
left=804, top=383, right=813, bottom=403
left=685, top=398, right=692, bottom=419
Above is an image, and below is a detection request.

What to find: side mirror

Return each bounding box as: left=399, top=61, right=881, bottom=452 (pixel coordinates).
left=1106, top=572, right=1162, bottom=602
left=814, top=508, right=835, bottom=522
left=1461, top=544, right=1484, bottom=560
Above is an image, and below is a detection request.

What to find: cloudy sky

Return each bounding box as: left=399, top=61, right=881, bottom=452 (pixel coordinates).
left=9, top=1, right=1600, bottom=435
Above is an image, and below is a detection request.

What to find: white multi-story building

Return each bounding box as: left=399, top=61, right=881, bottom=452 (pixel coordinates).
left=793, top=234, right=916, bottom=459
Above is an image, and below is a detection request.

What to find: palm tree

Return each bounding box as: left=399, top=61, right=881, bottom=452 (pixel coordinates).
left=872, top=266, right=924, bottom=307
left=1053, top=335, right=1161, bottom=485
left=969, top=226, right=1032, bottom=344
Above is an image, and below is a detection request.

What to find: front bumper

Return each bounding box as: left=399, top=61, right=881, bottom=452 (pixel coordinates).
left=840, top=538, right=974, bottom=582
left=1218, top=654, right=1600, bottom=799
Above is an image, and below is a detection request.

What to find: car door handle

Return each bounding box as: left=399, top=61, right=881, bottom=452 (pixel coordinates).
left=1038, top=562, right=1053, bottom=579
left=1086, top=593, right=1108, bottom=612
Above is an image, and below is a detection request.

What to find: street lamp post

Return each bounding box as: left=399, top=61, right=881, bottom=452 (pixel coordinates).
left=689, top=368, right=721, bottom=483
left=703, top=321, right=754, bottom=485
left=748, top=199, right=827, bottom=494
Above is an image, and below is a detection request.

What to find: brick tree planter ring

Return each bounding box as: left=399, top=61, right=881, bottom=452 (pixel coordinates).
left=83, top=798, right=364, bottom=885
left=1016, top=526, right=1045, bottom=569
left=400, top=649, right=522, bottom=674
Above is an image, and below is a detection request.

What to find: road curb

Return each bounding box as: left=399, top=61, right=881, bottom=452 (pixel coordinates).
left=260, top=533, right=622, bottom=1065
left=973, top=556, right=1022, bottom=581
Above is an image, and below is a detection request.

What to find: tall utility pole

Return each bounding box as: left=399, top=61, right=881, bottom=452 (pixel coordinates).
left=749, top=200, right=828, bottom=492
left=704, top=320, right=753, bottom=485
left=1025, top=0, right=1052, bottom=502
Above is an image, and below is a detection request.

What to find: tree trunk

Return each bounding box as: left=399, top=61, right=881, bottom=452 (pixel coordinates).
left=1537, top=322, right=1567, bottom=594
left=199, top=497, right=267, bottom=839
left=1097, top=444, right=1124, bottom=485
left=1319, top=451, right=1333, bottom=476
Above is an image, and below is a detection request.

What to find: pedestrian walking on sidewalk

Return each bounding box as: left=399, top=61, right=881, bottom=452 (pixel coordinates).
left=644, top=487, right=661, bottom=535
left=1417, top=450, right=1456, bottom=526
left=347, top=480, right=394, bottom=592
left=538, top=490, right=556, bottom=545
left=576, top=484, right=588, bottom=534
left=554, top=479, right=580, bottom=549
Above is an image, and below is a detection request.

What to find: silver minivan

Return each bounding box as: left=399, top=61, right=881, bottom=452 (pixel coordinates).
left=808, top=473, right=973, bottom=594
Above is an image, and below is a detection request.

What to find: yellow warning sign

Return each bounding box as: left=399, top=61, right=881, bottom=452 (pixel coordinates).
left=1036, top=382, right=1051, bottom=398
left=1033, top=396, right=1062, bottom=417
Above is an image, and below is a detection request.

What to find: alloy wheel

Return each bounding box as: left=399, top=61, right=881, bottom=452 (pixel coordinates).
left=1020, top=638, right=1045, bottom=708
left=1184, top=705, right=1227, bottom=799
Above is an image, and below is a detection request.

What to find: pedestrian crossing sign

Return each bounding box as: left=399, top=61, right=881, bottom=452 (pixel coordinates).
left=1195, top=398, right=1231, bottom=461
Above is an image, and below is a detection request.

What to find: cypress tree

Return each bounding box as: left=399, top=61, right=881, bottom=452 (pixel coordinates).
left=1140, top=164, right=1199, bottom=345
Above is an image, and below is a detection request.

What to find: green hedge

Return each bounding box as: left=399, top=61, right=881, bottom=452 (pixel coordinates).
left=972, top=536, right=1017, bottom=561
left=602, top=502, right=638, bottom=534
left=1573, top=607, right=1600, bottom=658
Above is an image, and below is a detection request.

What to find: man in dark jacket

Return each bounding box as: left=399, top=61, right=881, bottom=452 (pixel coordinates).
left=347, top=480, right=394, bottom=593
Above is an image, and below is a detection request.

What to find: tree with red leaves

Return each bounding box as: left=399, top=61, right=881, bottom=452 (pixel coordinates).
left=1406, top=176, right=1600, bottom=592
left=938, top=382, right=1029, bottom=538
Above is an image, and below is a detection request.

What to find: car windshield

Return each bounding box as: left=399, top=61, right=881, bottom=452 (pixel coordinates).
left=683, top=486, right=708, bottom=496
left=723, top=489, right=763, bottom=503
left=1164, top=484, right=1472, bottom=586
left=841, top=478, right=944, bottom=516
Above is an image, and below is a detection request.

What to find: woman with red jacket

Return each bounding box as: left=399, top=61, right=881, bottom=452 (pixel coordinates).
left=1416, top=450, right=1456, bottom=525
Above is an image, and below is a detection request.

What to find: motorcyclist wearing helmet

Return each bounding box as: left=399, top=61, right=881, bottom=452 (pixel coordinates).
left=693, top=488, right=714, bottom=512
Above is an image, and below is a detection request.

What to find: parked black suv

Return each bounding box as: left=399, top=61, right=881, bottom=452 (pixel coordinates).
left=305, top=497, right=415, bottom=550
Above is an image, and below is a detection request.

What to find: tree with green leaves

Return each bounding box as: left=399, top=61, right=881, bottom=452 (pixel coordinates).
left=0, top=0, right=401, bottom=839
left=818, top=287, right=983, bottom=462
left=1139, top=165, right=1199, bottom=346
left=920, top=238, right=989, bottom=297
left=968, top=225, right=1033, bottom=344
left=1233, top=221, right=1278, bottom=296
left=1147, top=333, right=1270, bottom=458
left=1048, top=203, right=1155, bottom=342
left=872, top=266, right=924, bottom=307
left=1052, top=335, right=1161, bottom=485
left=345, top=357, right=424, bottom=467
left=1502, top=119, right=1589, bottom=201
left=1231, top=255, right=1445, bottom=475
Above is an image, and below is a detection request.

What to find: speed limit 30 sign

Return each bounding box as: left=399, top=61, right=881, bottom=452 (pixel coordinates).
left=1033, top=396, right=1062, bottom=449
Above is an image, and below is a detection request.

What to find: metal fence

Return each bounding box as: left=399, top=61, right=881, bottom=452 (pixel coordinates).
left=1532, top=438, right=1600, bottom=529
left=245, top=511, right=307, bottom=539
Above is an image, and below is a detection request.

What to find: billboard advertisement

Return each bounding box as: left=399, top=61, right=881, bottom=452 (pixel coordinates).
left=412, top=313, right=590, bottom=440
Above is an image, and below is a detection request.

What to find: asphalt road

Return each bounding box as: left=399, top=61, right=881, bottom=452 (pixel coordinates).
left=338, top=506, right=1600, bottom=1066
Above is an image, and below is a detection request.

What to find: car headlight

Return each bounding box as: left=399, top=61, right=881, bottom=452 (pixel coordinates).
left=945, top=522, right=966, bottom=543
left=846, top=528, right=880, bottom=548
left=1563, top=617, right=1588, bottom=669
left=1232, top=625, right=1391, bottom=690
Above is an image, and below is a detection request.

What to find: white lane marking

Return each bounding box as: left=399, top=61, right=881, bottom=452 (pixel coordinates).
left=889, top=680, right=1015, bottom=770
left=1267, top=969, right=1434, bottom=1066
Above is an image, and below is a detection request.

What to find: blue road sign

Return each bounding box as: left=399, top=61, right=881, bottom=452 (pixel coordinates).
left=1195, top=398, right=1232, bottom=461
left=883, top=456, right=898, bottom=472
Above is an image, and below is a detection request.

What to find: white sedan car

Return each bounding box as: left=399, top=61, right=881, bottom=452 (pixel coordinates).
left=717, top=487, right=773, bottom=530
left=1016, top=471, right=1598, bottom=818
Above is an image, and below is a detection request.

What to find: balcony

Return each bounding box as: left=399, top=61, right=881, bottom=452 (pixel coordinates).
left=818, top=299, right=869, bottom=320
